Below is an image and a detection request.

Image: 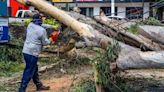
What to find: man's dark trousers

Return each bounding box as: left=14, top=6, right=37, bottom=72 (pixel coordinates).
left=19, top=53, right=42, bottom=92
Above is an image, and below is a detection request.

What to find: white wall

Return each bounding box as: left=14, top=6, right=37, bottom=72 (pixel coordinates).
left=117, top=7, right=126, bottom=18
left=143, top=3, right=150, bottom=19
left=143, top=6, right=149, bottom=19
left=93, top=7, right=100, bottom=16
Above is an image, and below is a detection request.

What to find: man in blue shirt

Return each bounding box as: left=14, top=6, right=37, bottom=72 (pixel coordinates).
left=19, top=13, right=51, bottom=92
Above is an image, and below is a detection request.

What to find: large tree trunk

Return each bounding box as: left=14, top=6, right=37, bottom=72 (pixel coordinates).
left=16, top=0, right=94, bottom=38
left=16, top=0, right=116, bottom=50
left=117, top=46, right=164, bottom=70
left=139, top=25, right=164, bottom=45
left=16, top=0, right=164, bottom=70
left=94, top=16, right=164, bottom=51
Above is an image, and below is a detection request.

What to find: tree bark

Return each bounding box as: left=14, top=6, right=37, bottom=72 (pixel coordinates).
left=94, top=16, right=164, bottom=51
left=117, top=46, right=164, bottom=70
left=139, top=25, right=164, bottom=45
left=16, top=0, right=116, bottom=51
left=16, top=0, right=94, bottom=38
left=16, top=0, right=164, bottom=70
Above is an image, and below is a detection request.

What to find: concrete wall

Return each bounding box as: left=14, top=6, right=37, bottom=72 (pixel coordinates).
left=93, top=7, right=100, bottom=16
left=117, top=6, right=126, bottom=18
left=143, top=3, right=150, bottom=19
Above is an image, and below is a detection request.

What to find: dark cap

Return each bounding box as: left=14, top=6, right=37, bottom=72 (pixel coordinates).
left=32, top=13, right=42, bottom=20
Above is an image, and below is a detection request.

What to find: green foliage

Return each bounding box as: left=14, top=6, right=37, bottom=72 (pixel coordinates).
left=127, top=24, right=139, bottom=34
left=23, top=18, right=60, bottom=29
left=91, top=41, right=135, bottom=92
left=0, top=85, right=7, bottom=91
left=39, top=57, right=60, bottom=66
left=0, top=45, right=22, bottom=62
left=9, top=38, right=24, bottom=45
left=43, top=19, right=60, bottom=30
left=0, top=81, right=20, bottom=91
left=0, top=39, right=24, bottom=77
left=0, top=61, right=24, bottom=77
left=93, top=42, right=120, bottom=86
left=10, top=22, right=22, bottom=26
left=142, top=17, right=163, bottom=26
left=71, top=79, right=96, bottom=92
left=24, top=19, right=32, bottom=26
left=0, top=38, right=23, bottom=62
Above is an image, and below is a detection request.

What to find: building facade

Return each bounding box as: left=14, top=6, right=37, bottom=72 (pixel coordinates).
left=8, top=0, right=28, bottom=17
left=52, top=0, right=151, bottom=19
left=0, top=0, right=8, bottom=17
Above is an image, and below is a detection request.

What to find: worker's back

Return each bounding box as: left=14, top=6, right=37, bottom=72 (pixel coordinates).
left=23, top=22, right=50, bottom=57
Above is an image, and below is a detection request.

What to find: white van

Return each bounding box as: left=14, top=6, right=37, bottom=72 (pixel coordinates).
left=9, top=10, right=36, bottom=23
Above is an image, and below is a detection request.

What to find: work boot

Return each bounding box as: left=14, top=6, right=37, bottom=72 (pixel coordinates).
left=18, top=86, right=26, bottom=92
left=36, top=84, right=50, bottom=91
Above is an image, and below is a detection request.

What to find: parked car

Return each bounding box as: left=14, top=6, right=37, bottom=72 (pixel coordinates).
left=9, top=10, right=36, bottom=23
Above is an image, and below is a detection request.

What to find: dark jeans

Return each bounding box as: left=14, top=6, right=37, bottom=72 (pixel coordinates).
left=19, top=53, right=42, bottom=92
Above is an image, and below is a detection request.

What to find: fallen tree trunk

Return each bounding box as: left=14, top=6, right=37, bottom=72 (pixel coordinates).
left=117, top=47, right=164, bottom=70
left=139, top=25, right=164, bottom=45
left=94, top=16, right=164, bottom=51
left=65, top=41, right=164, bottom=70
left=115, top=25, right=164, bottom=69
left=67, top=12, right=164, bottom=51
left=75, top=41, right=100, bottom=48
left=16, top=0, right=113, bottom=50
left=16, top=0, right=164, bottom=70
left=16, top=0, right=94, bottom=38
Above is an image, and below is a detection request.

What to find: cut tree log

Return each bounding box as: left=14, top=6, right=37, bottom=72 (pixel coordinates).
left=94, top=16, right=164, bottom=51
left=117, top=47, right=164, bottom=70
left=139, top=25, right=164, bottom=45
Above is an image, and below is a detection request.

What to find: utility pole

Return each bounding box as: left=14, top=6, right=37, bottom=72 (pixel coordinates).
left=111, top=0, right=115, bottom=16
left=142, top=0, right=144, bottom=20
left=75, top=0, right=77, bottom=6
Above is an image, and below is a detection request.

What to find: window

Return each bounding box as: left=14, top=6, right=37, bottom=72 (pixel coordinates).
left=61, top=7, right=66, bottom=10
left=100, top=7, right=117, bottom=16
left=126, top=7, right=143, bottom=19
left=80, top=8, right=87, bottom=15
left=88, top=8, right=93, bottom=16
left=24, top=11, right=31, bottom=18
left=80, top=7, right=93, bottom=17
left=17, top=11, right=23, bottom=18
left=61, top=7, right=73, bottom=11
